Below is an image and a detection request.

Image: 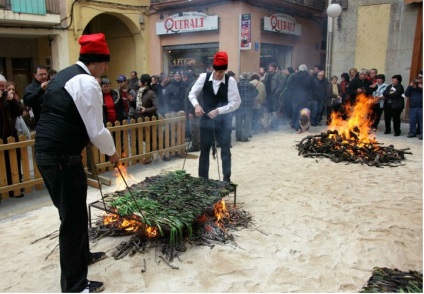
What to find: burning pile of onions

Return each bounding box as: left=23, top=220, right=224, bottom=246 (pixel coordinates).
left=297, top=94, right=412, bottom=167
left=100, top=170, right=237, bottom=246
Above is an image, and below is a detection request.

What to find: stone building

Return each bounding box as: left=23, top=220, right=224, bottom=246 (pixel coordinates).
left=330, top=0, right=422, bottom=83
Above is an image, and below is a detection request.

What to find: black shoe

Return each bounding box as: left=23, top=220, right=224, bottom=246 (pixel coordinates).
left=407, top=133, right=416, bottom=138
left=384, top=130, right=391, bottom=134
left=81, top=281, right=104, bottom=293
left=394, top=132, right=401, bottom=137
left=240, top=138, right=249, bottom=142
left=163, top=155, right=171, bottom=161
left=88, top=252, right=107, bottom=265
left=419, top=135, right=423, bottom=140
left=187, top=147, right=199, bottom=152
left=311, top=123, right=317, bottom=127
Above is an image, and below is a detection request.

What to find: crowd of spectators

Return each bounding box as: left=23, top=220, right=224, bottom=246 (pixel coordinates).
left=1, top=61, right=422, bottom=197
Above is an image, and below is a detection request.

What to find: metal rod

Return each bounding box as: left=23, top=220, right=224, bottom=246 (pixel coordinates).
left=114, top=164, right=148, bottom=232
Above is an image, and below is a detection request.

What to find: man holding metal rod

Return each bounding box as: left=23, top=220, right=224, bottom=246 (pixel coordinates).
left=188, top=51, right=241, bottom=183
left=34, top=33, right=119, bottom=293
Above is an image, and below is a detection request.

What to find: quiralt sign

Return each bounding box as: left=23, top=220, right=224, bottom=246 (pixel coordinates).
left=263, top=14, right=302, bottom=36
left=156, top=12, right=218, bottom=35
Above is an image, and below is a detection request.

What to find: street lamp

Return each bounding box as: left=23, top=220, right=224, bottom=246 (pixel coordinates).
left=325, top=2, right=342, bottom=79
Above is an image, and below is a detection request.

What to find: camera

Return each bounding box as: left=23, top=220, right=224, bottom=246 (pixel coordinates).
left=2, top=91, right=8, bottom=97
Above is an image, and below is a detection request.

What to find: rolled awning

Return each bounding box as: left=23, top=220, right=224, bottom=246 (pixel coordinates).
left=405, top=0, right=423, bottom=3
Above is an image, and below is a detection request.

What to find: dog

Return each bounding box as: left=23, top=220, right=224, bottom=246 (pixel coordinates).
left=298, top=108, right=311, bottom=134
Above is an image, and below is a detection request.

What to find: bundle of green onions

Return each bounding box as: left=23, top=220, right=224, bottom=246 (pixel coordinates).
left=104, top=170, right=236, bottom=246
left=360, top=267, right=422, bottom=293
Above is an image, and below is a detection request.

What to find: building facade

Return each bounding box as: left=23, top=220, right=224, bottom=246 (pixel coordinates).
left=0, top=0, right=149, bottom=96
left=0, top=0, right=421, bottom=99
left=330, top=0, right=422, bottom=83
left=149, top=0, right=327, bottom=77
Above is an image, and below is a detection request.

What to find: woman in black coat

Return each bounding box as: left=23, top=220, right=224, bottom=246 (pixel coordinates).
left=383, top=74, right=404, bottom=136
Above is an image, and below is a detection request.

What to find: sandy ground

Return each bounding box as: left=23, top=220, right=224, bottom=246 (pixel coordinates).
left=0, top=122, right=422, bottom=293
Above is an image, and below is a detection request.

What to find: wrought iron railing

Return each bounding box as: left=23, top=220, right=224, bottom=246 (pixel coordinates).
left=0, top=0, right=60, bottom=14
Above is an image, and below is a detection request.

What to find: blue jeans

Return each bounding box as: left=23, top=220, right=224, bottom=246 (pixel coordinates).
left=35, top=153, right=90, bottom=293
left=409, top=107, right=423, bottom=135
left=309, top=100, right=324, bottom=125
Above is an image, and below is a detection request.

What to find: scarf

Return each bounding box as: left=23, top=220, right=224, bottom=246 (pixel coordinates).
left=136, top=86, right=147, bottom=111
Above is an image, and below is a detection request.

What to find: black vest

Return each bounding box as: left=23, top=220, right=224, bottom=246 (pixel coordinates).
left=201, top=72, right=230, bottom=113
left=35, top=64, right=91, bottom=155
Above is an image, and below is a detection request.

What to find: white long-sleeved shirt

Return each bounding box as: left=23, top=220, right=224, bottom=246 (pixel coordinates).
left=64, top=61, right=116, bottom=156
left=188, top=72, right=241, bottom=114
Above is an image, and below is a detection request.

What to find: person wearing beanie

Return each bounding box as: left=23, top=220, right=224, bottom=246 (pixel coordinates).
left=34, top=33, right=119, bottom=293
left=188, top=51, right=241, bottom=183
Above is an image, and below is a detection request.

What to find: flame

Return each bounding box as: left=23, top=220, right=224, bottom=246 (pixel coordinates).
left=214, top=199, right=229, bottom=224
left=102, top=213, right=158, bottom=237
left=328, top=93, right=377, bottom=145
left=113, top=159, right=137, bottom=191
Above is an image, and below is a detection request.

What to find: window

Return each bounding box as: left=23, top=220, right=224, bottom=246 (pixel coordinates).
left=11, top=0, right=46, bottom=15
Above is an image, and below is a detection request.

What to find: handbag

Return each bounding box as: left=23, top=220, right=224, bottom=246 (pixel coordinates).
left=15, top=116, right=31, bottom=139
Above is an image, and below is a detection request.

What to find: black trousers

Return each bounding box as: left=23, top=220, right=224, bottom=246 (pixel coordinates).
left=199, top=115, right=232, bottom=182
left=35, top=153, right=90, bottom=293
left=383, top=103, right=403, bottom=134
left=371, top=104, right=384, bottom=129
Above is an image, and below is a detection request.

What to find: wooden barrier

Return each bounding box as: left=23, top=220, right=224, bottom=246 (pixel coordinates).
left=0, top=112, right=187, bottom=202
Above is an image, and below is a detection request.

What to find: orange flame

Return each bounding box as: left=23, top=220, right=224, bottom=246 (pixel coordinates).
left=328, top=93, right=377, bottom=145
left=102, top=213, right=158, bottom=237
left=113, top=159, right=137, bottom=191
left=214, top=199, right=229, bottom=225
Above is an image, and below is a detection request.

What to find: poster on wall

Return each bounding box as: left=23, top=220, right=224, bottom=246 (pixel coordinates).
left=240, top=13, right=251, bottom=50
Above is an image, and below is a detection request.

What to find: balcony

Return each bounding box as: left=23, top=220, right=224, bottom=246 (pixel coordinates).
left=0, top=0, right=61, bottom=27
left=151, top=0, right=326, bottom=13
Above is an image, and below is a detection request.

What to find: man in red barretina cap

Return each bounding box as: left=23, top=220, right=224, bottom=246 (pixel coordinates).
left=188, top=51, right=241, bottom=183
left=34, top=33, right=119, bottom=293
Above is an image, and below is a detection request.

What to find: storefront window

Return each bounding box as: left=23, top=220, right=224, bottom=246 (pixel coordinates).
left=163, top=43, right=218, bottom=75
left=260, top=43, right=292, bottom=70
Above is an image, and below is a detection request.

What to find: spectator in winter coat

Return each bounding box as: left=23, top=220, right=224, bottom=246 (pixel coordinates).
left=262, top=63, right=285, bottom=130
left=347, top=68, right=372, bottom=105
left=280, top=67, right=295, bottom=122
left=371, top=74, right=387, bottom=131
left=328, top=75, right=343, bottom=124
left=310, top=71, right=331, bottom=126
left=162, top=71, right=185, bottom=115
left=128, top=74, right=159, bottom=121
left=128, top=71, right=140, bottom=92
left=290, top=64, right=313, bottom=132
left=0, top=74, right=24, bottom=198
left=405, top=71, right=423, bottom=140
left=250, top=73, right=266, bottom=133
left=383, top=74, right=404, bottom=136
left=23, top=65, right=49, bottom=128
left=236, top=72, right=258, bottom=142
left=101, top=78, right=125, bottom=125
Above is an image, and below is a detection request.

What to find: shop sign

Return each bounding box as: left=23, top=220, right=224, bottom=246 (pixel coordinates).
left=263, top=14, right=301, bottom=36
left=156, top=12, right=218, bottom=35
